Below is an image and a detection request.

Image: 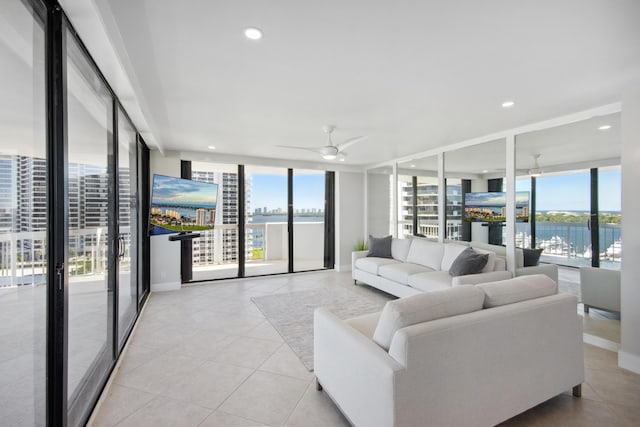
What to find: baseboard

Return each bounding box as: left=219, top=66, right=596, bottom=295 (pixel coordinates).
left=618, top=350, right=640, bottom=374
left=583, top=333, right=619, bottom=352
left=151, top=281, right=181, bottom=292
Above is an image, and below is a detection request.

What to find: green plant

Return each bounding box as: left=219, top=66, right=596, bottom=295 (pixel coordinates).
left=354, top=240, right=368, bottom=251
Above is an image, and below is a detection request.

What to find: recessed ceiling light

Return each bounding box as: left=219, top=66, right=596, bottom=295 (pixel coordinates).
left=244, top=27, right=263, bottom=40
left=598, top=125, right=612, bottom=131
left=207, top=145, right=216, bottom=150
left=410, top=164, right=416, bottom=168
left=482, top=169, right=489, bottom=173
left=339, top=157, right=345, bottom=162
left=501, top=100, right=515, bottom=108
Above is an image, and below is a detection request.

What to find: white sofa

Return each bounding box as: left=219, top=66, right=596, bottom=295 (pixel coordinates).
left=352, top=237, right=558, bottom=298
left=314, top=275, right=584, bottom=427
left=580, top=266, right=621, bottom=314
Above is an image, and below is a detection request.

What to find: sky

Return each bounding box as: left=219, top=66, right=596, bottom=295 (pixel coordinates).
left=152, top=175, right=217, bottom=207
left=516, top=169, right=621, bottom=212
left=250, top=174, right=325, bottom=212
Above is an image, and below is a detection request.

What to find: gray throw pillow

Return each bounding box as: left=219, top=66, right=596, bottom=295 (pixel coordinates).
left=367, top=235, right=392, bottom=258
left=523, top=248, right=543, bottom=267
left=449, top=247, right=489, bottom=277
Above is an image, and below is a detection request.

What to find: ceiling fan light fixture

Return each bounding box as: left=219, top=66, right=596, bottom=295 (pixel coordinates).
left=322, top=153, right=337, bottom=160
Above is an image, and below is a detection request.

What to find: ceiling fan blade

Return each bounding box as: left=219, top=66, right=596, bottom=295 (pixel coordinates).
left=336, top=135, right=368, bottom=151
left=276, top=145, right=322, bottom=153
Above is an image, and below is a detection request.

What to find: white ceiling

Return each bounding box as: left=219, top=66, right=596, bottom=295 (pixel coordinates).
left=60, top=0, right=640, bottom=167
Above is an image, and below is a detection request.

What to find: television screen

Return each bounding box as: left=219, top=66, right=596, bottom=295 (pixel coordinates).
left=464, top=191, right=530, bottom=223
left=149, top=174, right=219, bottom=236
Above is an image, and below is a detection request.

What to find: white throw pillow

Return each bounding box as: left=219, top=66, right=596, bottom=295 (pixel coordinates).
left=405, top=238, right=444, bottom=270
left=470, top=247, right=496, bottom=273
left=478, top=274, right=557, bottom=308
left=372, top=285, right=485, bottom=350
left=441, top=243, right=469, bottom=271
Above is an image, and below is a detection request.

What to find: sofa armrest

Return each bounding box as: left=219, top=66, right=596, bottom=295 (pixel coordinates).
left=314, top=308, right=404, bottom=427
left=352, top=250, right=368, bottom=278
left=516, top=264, right=558, bottom=283
left=452, top=270, right=512, bottom=286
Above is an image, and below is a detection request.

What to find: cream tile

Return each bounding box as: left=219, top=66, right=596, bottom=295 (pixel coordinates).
left=258, top=344, right=313, bottom=381
left=92, top=384, right=155, bottom=427
left=212, top=336, right=281, bottom=369
left=219, top=371, right=309, bottom=426
left=198, top=410, right=265, bottom=427
left=116, top=343, right=162, bottom=375
left=242, top=320, right=284, bottom=343
left=156, top=360, right=253, bottom=410
left=115, top=395, right=211, bottom=427
left=163, top=330, right=236, bottom=361
left=586, top=367, right=640, bottom=408
left=606, top=401, right=640, bottom=426
left=114, top=353, right=205, bottom=395
left=500, top=394, right=619, bottom=426
left=285, top=381, right=350, bottom=427
left=583, top=344, right=619, bottom=372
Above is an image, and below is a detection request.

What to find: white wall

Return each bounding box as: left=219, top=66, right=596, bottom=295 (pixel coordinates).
left=367, top=171, right=393, bottom=238
left=620, top=79, right=640, bottom=373
left=149, top=151, right=181, bottom=291
left=336, top=171, right=365, bottom=271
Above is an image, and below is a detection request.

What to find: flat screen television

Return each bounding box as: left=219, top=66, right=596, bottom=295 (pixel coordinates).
left=464, top=191, right=530, bottom=223
left=149, top=174, right=219, bottom=236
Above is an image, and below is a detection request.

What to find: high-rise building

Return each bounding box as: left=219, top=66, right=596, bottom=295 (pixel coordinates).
left=399, top=179, right=462, bottom=238
left=190, top=170, right=250, bottom=266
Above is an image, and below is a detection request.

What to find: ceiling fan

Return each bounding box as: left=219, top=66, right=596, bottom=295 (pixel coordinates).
left=277, top=125, right=368, bottom=161
left=528, top=154, right=543, bottom=176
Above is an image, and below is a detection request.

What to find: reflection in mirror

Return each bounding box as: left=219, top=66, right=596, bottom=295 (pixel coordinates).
left=515, top=113, right=621, bottom=346
left=515, top=113, right=621, bottom=269
left=397, top=156, right=439, bottom=239
left=444, top=139, right=506, bottom=244
left=366, top=166, right=393, bottom=239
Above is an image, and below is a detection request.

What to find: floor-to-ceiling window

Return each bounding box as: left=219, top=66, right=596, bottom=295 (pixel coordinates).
left=598, top=166, right=621, bottom=269
left=245, top=166, right=289, bottom=276
left=0, top=1, right=46, bottom=424
left=293, top=170, right=325, bottom=271
left=190, top=162, right=240, bottom=280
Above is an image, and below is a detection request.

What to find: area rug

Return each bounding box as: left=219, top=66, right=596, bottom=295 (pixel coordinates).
left=251, top=287, right=388, bottom=370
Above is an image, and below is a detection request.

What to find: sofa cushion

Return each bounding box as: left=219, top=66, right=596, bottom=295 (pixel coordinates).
left=391, top=238, right=412, bottom=262
left=367, top=235, right=392, bottom=258
left=372, top=285, right=485, bottom=350
left=478, top=274, right=557, bottom=308
left=355, top=257, right=401, bottom=275
left=441, top=243, right=469, bottom=271
left=378, top=263, right=434, bottom=284
left=405, top=238, right=444, bottom=270
left=470, top=247, right=496, bottom=273
left=448, top=248, right=489, bottom=277
left=407, top=270, right=453, bottom=292
left=346, top=312, right=381, bottom=339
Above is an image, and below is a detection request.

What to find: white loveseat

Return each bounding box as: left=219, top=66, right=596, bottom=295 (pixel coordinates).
left=314, top=275, right=584, bottom=427
left=352, top=237, right=558, bottom=298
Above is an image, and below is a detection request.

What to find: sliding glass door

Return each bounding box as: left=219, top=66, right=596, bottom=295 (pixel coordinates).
left=66, top=28, right=114, bottom=425
left=0, top=1, right=46, bottom=424
left=116, top=109, right=138, bottom=347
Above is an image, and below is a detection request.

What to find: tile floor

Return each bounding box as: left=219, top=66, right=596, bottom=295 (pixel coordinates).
left=90, top=271, right=639, bottom=427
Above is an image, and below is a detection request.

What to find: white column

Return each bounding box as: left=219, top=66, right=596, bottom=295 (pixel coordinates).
left=505, top=135, right=516, bottom=275
left=620, top=78, right=640, bottom=373
left=437, top=152, right=445, bottom=242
